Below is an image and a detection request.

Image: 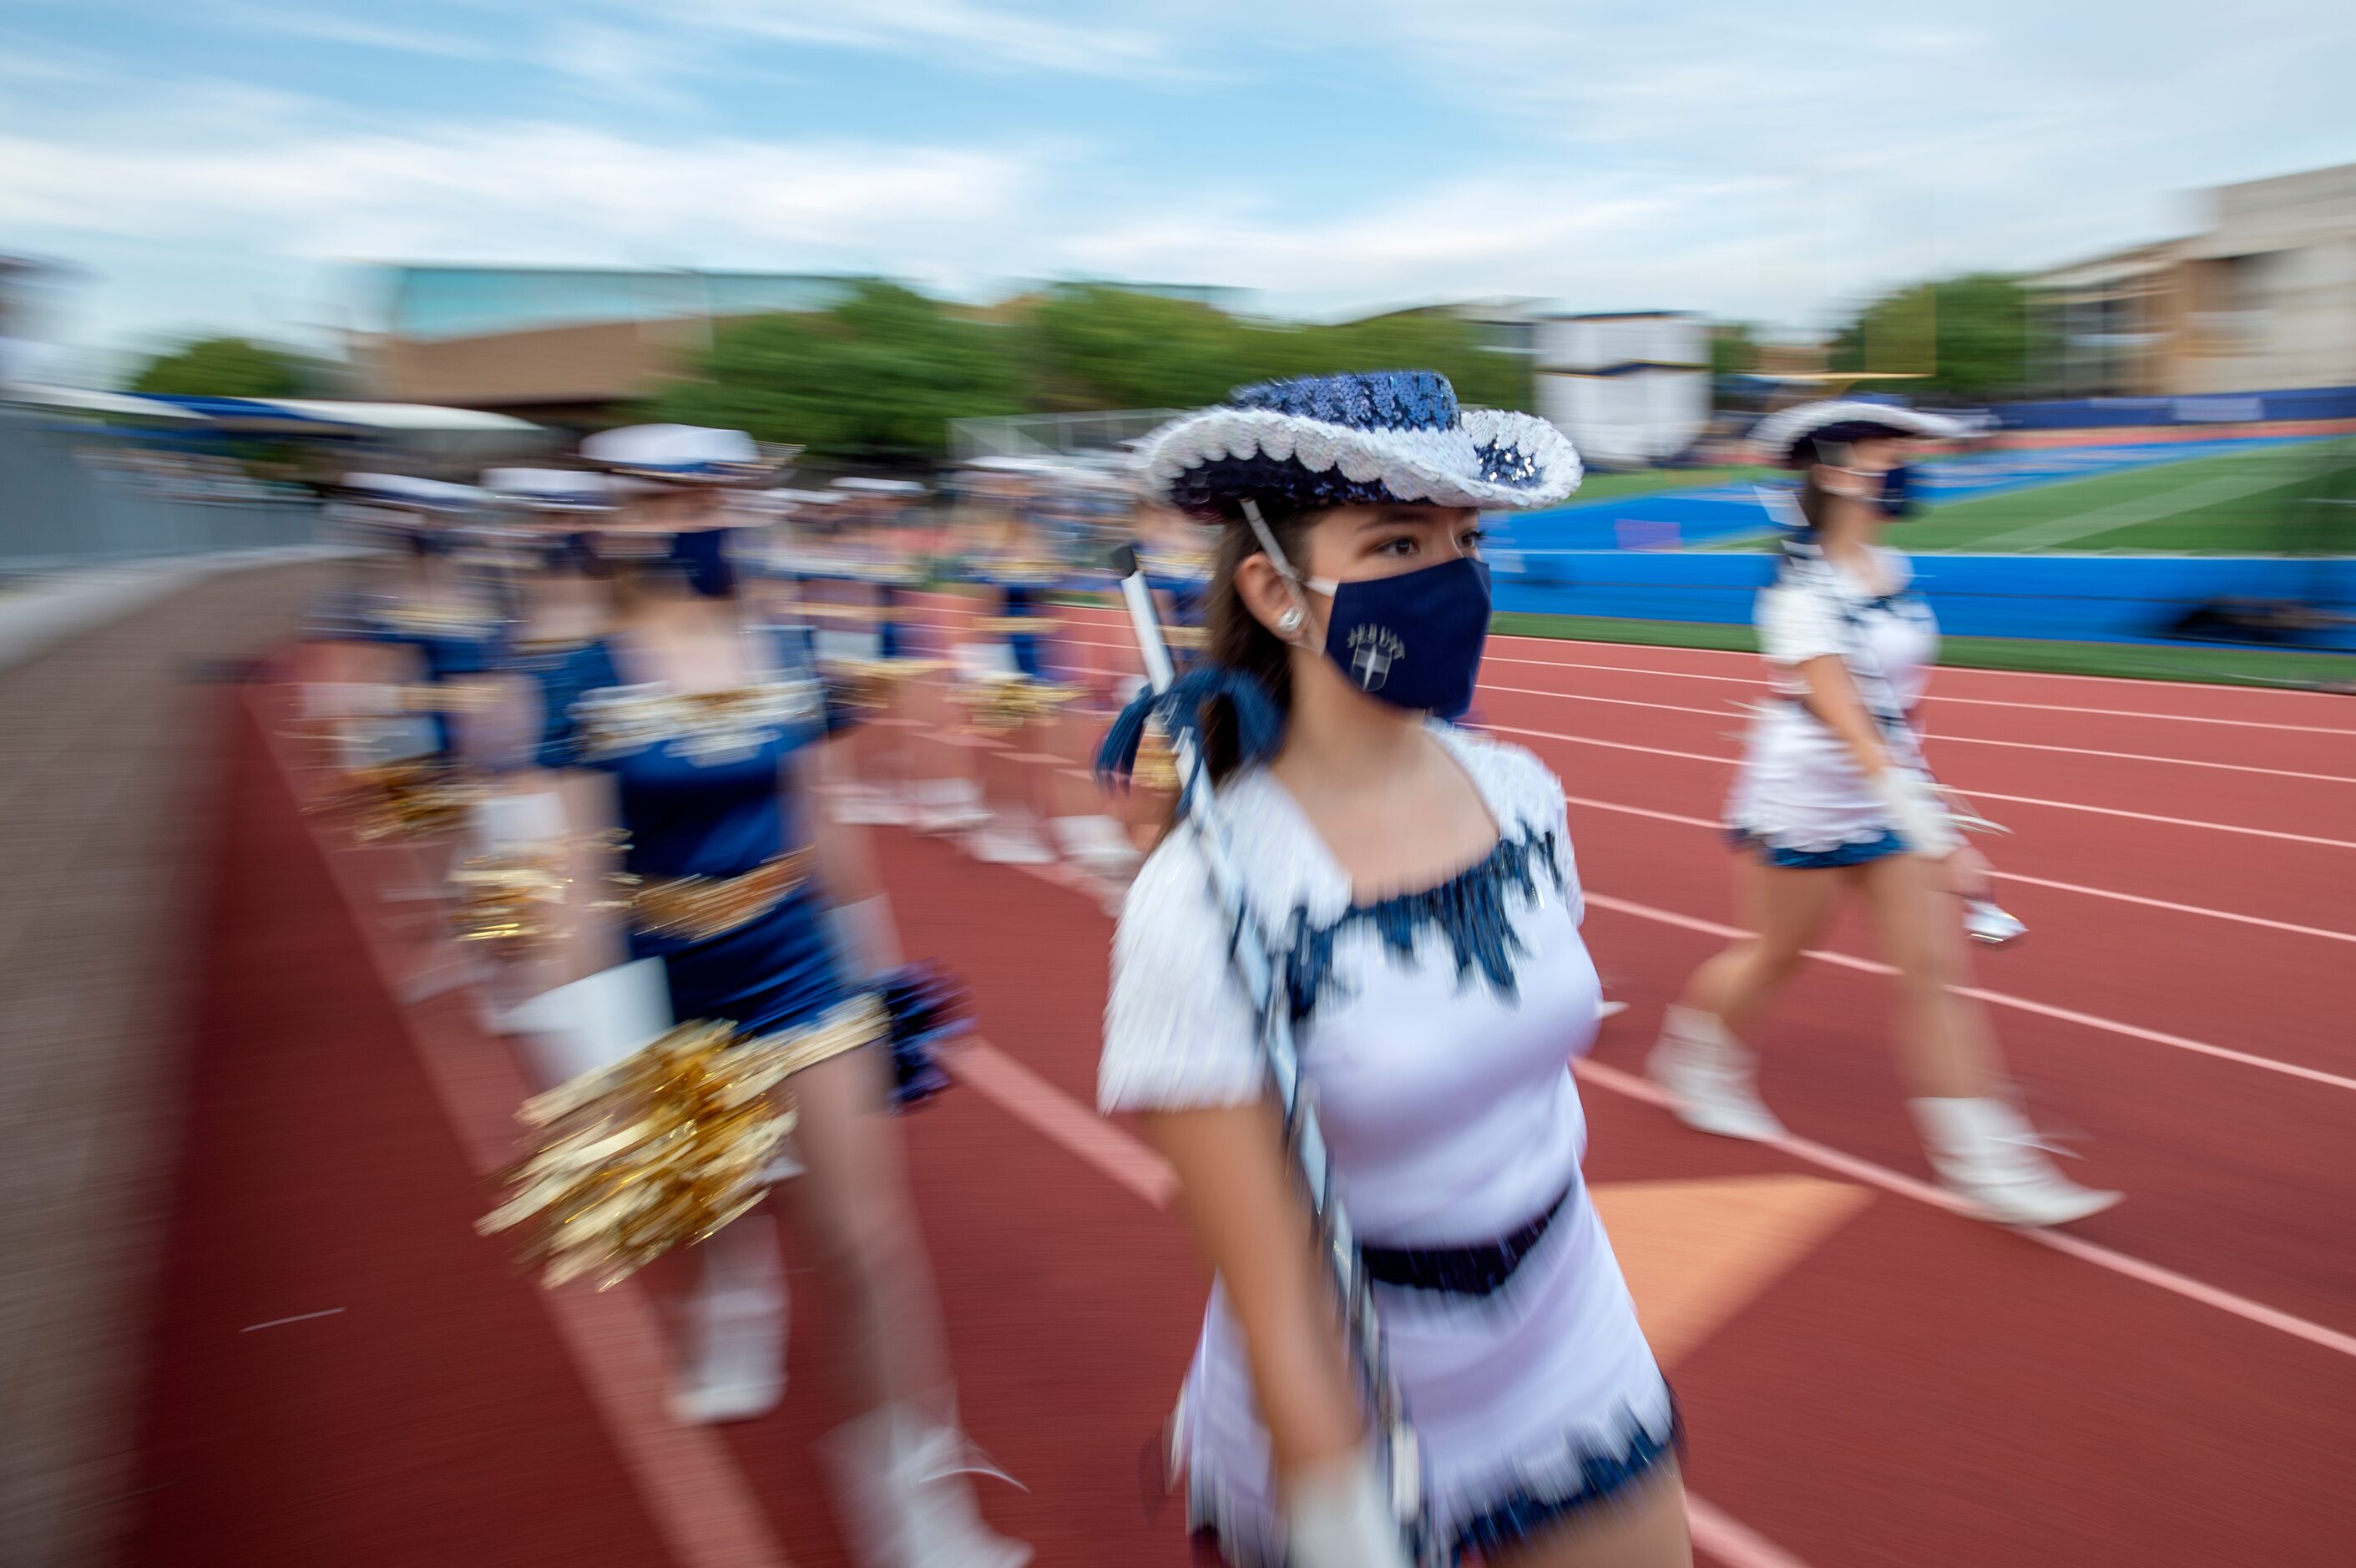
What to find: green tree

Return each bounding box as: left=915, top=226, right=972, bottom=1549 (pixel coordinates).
left=646, top=281, right=1024, bottom=463
left=1710, top=322, right=1760, bottom=380
left=1829, top=274, right=2045, bottom=403
left=1022, top=285, right=1532, bottom=413
left=128, top=336, right=325, bottom=398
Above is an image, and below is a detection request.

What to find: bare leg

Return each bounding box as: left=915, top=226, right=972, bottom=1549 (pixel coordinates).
left=1491, top=1464, right=1691, bottom=1568
left=794, top=1042, right=1031, bottom=1565
left=1655, top=857, right=1851, bottom=1141
left=1678, top=858, right=1846, bottom=1039
left=1853, top=853, right=2000, bottom=1100
left=1858, top=854, right=2121, bottom=1225
left=786, top=1042, right=953, bottom=1413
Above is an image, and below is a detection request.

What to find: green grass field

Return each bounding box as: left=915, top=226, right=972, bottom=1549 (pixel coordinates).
left=1706, top=439, right=2355, bottom=554
left=1489, top=610, right=2356, bottom=690
left=1889, top=441, right=2352, bottom=553
left=1566, top=464, right=1773, bottom=503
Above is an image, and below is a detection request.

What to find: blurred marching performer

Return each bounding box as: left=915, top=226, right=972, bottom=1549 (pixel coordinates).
left=1650, top=402, right=2116, bottom=1227
left=786, top=494, right=932, bottom=829
left=1100, top=373, right=1687, bottom=1568
left=317, top=473, right=508, bottom=767
left=482, top=467, right=621, bottom=660
left=504, top=424, right=1028, bottom=1565
left=957, top=501, right=1074, bottom=866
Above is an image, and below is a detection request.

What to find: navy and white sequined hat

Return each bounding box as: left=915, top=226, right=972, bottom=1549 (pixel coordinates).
left=1135, top=370, right=1582, bottom=518
left=579, top=423, right=786, bottom=486
left=1750, top=400, right=1962, bottom=469
left=338, top=473, right=485, bottom=513
left=482, top=467, right=615, bottom=513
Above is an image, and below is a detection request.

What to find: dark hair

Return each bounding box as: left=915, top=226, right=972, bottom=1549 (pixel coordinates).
left=1196, top=501, right=1317, bottom=785
left=1794, top=466, right=1830, bottom=532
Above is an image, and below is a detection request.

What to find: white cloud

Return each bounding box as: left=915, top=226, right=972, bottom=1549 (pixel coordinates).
left=5, top=0, right=2352, bottom=352
left=206, top=3, right=494, bottom=60
left=628, top=0, right=1180, bottom=79
left=0, top=114, right=1039, bottom=276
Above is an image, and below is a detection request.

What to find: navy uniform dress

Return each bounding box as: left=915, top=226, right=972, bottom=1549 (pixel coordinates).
left=356, top=599, right=510, bottom=758
left=533, top=640, right=851, bottom=1041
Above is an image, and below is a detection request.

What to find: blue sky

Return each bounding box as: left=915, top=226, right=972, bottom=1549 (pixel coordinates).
left=3, top=0, right=2352, bottom=373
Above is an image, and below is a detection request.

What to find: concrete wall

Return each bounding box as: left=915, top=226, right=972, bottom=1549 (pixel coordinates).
left=0, top=557, right=336, bottom=1568
left=0, top=406, right=319, bottom=568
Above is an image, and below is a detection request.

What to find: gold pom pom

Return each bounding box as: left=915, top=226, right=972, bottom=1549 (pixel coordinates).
left=447, top=849, right=571, bottom=952
left=954, top=674, right=1080, bottom=731
left=311, top=761, right=479, bottom=842
left=480, top=1000, right=884, bottom=1288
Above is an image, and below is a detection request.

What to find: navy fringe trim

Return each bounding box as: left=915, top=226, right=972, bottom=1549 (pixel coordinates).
left=1725, top=827, right=1907, bottom=870
left=1095, top=665, right=1284, bottom=802
left=876, top=961, right=971, bottom=1111
left=1448, top=1400, right=1684, bottom=1563
left=1282, top=826, right=1564, bottom=1023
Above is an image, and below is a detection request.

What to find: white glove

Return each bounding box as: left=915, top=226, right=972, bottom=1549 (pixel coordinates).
left=1285, top=1452, right=1413, bottom=1568
left=1874, top=767, right=1959, bottom=859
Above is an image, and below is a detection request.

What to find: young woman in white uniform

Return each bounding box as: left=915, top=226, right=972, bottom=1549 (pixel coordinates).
left=1650, top=402, right=2118, bottom=1227
left=1100, top=372, right=1688, bottom=1568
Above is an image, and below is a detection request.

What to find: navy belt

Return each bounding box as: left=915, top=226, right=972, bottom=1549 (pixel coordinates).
left=1357, top=1186, right=1573, bottom=1297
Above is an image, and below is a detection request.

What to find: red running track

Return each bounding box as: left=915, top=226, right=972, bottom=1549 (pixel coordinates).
left=126, top=638, right=2356, bottom=1566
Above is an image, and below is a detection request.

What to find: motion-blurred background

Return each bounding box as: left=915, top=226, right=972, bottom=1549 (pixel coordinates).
left=3, top=5, right=2353, bottom=1567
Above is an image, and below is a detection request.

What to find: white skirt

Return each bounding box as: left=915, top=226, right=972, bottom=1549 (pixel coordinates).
left=1726, top=703, right=1899, bottom=856
left=1177, top=1180, right=1676, bottom=1565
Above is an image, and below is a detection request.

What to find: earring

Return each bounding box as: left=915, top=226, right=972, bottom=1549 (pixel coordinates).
left=1277, top=606, right=1304, bottom=637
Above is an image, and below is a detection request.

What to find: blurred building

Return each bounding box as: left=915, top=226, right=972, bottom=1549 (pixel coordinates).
left=2029, top=161, right=2356, bottom=397
left=0, top=254, right=75, bottom=392
left=351, top=266, right=865, bottom=428
left=1355, top=300, right=1716, bottom=468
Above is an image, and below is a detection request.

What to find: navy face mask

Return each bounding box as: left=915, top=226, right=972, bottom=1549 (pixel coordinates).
left=1245, top=503, right=1493, bottom=720
left=1877, top=463, right=1916, bottom=518
left=665, top=528, right=737, bottom=597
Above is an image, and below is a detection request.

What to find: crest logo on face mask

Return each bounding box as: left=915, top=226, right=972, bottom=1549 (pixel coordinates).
left=1344, top=625, right=1406, bottom=691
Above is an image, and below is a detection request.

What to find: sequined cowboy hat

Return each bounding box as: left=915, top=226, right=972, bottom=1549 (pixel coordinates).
left=1133, top=370, right=1582, bottom=518
left=1749, top=401, right=1964, bottom=469
left=338, top=473, right=486, bottom=513
left=579, top=423, right=791, bottom=486
left=481, top=467, right=617, bottom=513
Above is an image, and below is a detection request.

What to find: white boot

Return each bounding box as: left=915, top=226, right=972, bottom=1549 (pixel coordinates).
left=672, top=1285, right=786, bottom=1424
left=1910, top=1097, right=2121, bottom=1227
left=1649, top=1004, right=1785, bottom=1141
left=822, top=1403, right=1032, bottom=1568
left=672, top=1216, right=786, bottom=1425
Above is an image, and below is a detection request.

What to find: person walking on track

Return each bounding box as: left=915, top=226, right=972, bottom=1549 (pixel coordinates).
left=511, top=424, right=1029, bottom=1568
left=1100, top=372, right=1690, bottom=1568
left=1649, top=400, right=2120, bottom=1228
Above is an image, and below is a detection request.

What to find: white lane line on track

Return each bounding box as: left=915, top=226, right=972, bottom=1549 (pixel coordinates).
left=270, top=695, right=797, bottom=1568
left=992, top=853, right=2356, bottom=1364
left=1486, top=724, right=2356, bottom=849
left=1554, top=791, right=2356, bottom=945
left=1479, top=684, right=2356, bottom=785
left=241, top=1308, right=346, bottom=1333
left=1575, top=888, right=2356, bottom=1095
left=1570, top=1061, right=2356, bottom=1363
left=954, top=1041, right=1177, bottom=1207
left=1058, top=630, right=2356, bottom=736
left=1686, top=1498, right=1818, bottom=1568
left=1482, top=630, right=2356, bottom=708
left=1482, top=648, right=2356, bottom=733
